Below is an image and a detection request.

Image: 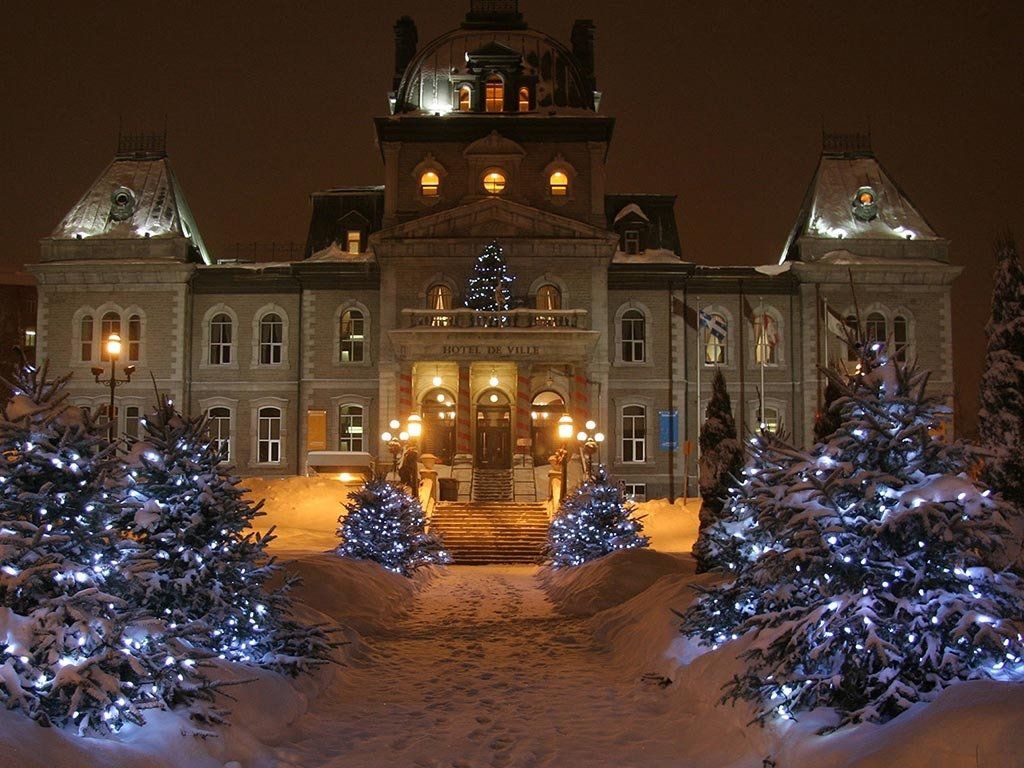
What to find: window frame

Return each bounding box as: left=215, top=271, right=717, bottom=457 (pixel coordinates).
left=482, top=168, right=507, bottom=195
left=100, top=311, right=121, bottom=362
left=484, top=74, right=504, bottom=112
left=257, top=311, right=284, bottom=366
left=256, top=406, right=282, bottom=464
left=621, top=404, right=647, bottom=464
left=419, top=170, right=440, bottom=198
left=207, top=406, right=232, bottom=461
left=339, top=308, right=365, bottom=363
left=209, top=312, right=233, bottom=365
left=621, top=308, right=646, bottom=363
left=517, top=86, right=530, bottom=111
left=458, top=84, right=472, bottom=111
left=337, top=403, right=365, bottom=452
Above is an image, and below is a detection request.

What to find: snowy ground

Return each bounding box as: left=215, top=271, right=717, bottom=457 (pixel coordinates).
left=3, top=477, right=1023, bottom=767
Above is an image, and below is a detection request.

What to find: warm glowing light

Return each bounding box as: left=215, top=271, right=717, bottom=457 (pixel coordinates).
left=338, top=472, right=354, bottom=483
left=436, top=393, right=446, bottom=402
left=105, top=333, right=122, bottom=358
left=432, top=374, right=443, bottom=386
left=585, top=420, right=596, bottom=431
left=557, top=414, right=574, bottom=440
left=483, top=171, right=506, bottom=195
left=594, top=432, right=605, bottom=443
left=489, top=375, right=499, bottom=387
left=420, top=171, right=440, bottom=197
left=576, top=431, right=588, bottom=442
left=389, top=419, right=401, bottom=430
left=407, top=414, right=422, bottom=438
left=549, top=171, right=569, bottom=196
left=381, top=431, right=393, bottom=442
left=489, top=394, right=499, bottom=403
left=399, top=431, right=409, bottom=442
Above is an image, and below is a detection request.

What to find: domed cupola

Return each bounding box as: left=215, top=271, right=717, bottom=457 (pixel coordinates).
left=391, top=1, right=600, bottom=116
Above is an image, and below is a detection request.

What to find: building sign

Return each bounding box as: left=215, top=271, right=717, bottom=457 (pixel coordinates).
left=659, top=409, right=678, bottom=451
left=441, top=344, right=542, bottom=358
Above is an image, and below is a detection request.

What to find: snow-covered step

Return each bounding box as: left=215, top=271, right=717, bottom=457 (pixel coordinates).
left=431, top=501, right=551, bottom=564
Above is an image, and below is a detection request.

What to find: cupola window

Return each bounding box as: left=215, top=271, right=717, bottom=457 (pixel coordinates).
left=485, top=75, right=503, bottom=112
left=549, top=171, right=569, bottom=196
left=420, top=171, right=440, bottom=197
left=458, top=85, right=472, bottom=112
left=345, top=230, right=361, bottom=254
left=518, top=87, right=530, bottom=111
left=483, top=170, right=507, bottom=195
left=624, top=230, right=641, bottom=254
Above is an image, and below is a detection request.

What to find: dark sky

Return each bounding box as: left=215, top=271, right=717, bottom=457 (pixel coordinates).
left=3, top=1, right=1022, bottom=437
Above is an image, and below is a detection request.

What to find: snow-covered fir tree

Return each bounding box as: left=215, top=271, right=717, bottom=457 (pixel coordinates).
left=464, top=240, right=515, bottom=312
left=337, top=476, right=449, bottom=576
left=0, top=361, right=213, bottom=733
left=681, top=345, right=1024, bottom=730
left=547, top=465, right=648, bottom=567
left=693, top=369, right=744, bottom=572
left=123, top=395, right=334, bottom=675
left=814, top=374, right=844, bottom=443
left=978, top=235, right=1024, bottom=516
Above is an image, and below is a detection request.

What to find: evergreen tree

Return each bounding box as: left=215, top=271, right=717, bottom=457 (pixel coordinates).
left=123, top=396, right=335, bottom=675
left=338, top=476, right=449, bottom=576
left=814, top=374, right=844, bottom=443
left=693, top=369, right=744, bottom=572
left=978, top=235, right=1024, bottom=516
left=680, top=346, right=1024, bottom=730
left=464, top=240, right=515, bottom=312
left=547, top=465, right=649, bottom=567
left=0, top=361, right=212, bottom=733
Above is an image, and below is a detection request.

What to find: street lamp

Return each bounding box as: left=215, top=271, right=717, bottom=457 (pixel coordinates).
left=557, top=413, right=574, bottom=500
left=91, top=333, right=135, bottom=442
left=575, top=421, right=605, bottom=478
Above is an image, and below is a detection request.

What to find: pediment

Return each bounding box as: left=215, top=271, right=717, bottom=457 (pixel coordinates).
left=463, top=131, right=526, bottom=158
left=376, top=198, right=617, bottom=241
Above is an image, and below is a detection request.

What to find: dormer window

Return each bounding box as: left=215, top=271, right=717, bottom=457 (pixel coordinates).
left=483, top=170, right=507, bottom=195
left=624, top=230, right=641, bottom=254
left=485, top=75, right=503, bottom=112
left=346, top=230, right=361, bottom=254
left=420, top=171, right=440, bottom=197
left=518, top=87, right=530, bottom=111
left=549, top=171, right=569, bottom=196
left=458, top=85, right=472, bottom=112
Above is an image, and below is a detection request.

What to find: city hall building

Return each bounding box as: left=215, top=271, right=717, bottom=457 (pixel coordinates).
left=30, top=1, right=959, bottom=503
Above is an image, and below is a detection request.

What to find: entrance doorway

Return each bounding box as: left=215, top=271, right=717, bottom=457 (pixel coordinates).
left=476, top=389, right=511, bottom=469
left=421, top=388, right=456, bottom=465
left=530, top=390, right=565, bottom=466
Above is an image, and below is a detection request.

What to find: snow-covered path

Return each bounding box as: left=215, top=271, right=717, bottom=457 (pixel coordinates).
left=272, top=566, right=678, bottom=768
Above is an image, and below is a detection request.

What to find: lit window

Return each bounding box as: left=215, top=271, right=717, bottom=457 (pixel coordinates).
left=703, top=313, right=728, bottom=365
left=208, top=407, right=231, bottom=460
left=340, top=309, right=365, bottom=362
left=536, top=284, right=561, bottom=327
left=23, top=329, right=36, bottom=348
left=483, top=170, right=506, bottom=195
left=866, top=312, right=887, bottom=347
left=894, top=315, right=909, bottom=362
left=209, top=313, right=233, bottom=365
left=259, top=312, right=283, bottom=365
left=124, top=406, right=141, bottom=441
left=624, top=230, right=641, bottom=254
left=127, top=314, right=141, bottom=361
left=622, top=405, right=646, bottom=463
left=100, top=312, right=121, bottom=361
left=753, top=313, right=778, bottom=366
left=485, top=75, right=503, bottom=112
left=80, top=315, right=94, bottom=361
left=427, top=285, right=453, bottom=327
left=458, top=85, right=472, bottom=111
left=549, top=171, right=569, bottom=196
left=257, top=406, right=282, bottom=463
left=420, top=171, right=440, bottom=197
left=338, top=404, right=364, bottom=451
left=346, top=230, right=361, bottom=254
left=758, top=406, right=780, bottom=434
left=621, top=309, right=646, bottom=363
left=518, top=87, right=530, bottom=111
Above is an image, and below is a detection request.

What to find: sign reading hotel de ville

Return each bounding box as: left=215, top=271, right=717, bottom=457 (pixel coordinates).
left=441, top=344, right=542, bottom=358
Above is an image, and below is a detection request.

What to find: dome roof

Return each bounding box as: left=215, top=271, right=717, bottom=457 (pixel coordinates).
left=395, top=25, right=596, bottom=114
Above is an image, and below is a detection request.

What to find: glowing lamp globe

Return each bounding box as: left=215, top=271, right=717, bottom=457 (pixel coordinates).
left=407, top=414, right=422, bottom=438
left=594, top=432, right=605, bottom=443
left=399, top=431, right=409, bottom=442
left=585, top=420, right=596, bottom=431
left=381, top=431, right=393, bottom=442
left=489, top=375, right=499, bottom=387
left=557, top=414, right=574, bottom=440
left=389, top=419, right=401, bottom=430
left=105, top=333, right=122, bottom=358
left=432, top=375, right=443, bottom=387
left=576, top=431, right=588, bottom=442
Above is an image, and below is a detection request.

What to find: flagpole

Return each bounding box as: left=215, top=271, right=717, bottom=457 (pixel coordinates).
left=823, top=296, right=830, bottom=370
left=759, top=296, right=765, bottom=430
left=695, top=297, right=702, bottom=474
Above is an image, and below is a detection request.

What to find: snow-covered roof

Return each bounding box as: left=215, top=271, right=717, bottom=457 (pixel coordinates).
left=51, top=152, right=211, bottom=264
left=613, top=203, right=649, bottom=224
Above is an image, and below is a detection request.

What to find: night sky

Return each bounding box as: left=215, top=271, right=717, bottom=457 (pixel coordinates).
left=3, top=1, right=1022, bottom=437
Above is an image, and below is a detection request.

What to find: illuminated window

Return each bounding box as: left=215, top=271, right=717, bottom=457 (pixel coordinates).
left=23, top=329, right=36, bottom=348
left=340, top=309, right=365, bottom=362
left=753, top=313, right=778, bottom=366
left=549, top=171, right=569, bottom=196
left=621, top=405, right=647, bottom=463
left=427, top=284, right=453, bottom=327
left=621, top=309, right=646, bottom=362
left=758, top=405, right=780, bottom=434
left=485, top=75, right=503, bottom=112
left=536, top=284, right=561, bottom=311
left=624, top=230, right=641, bottom=254
left=483, top=170, right=506, bottom=195
left=346, top=230, right=361, bottom=254
left=703, top=313, right=728, bottom=365
left=338, top=404, right=364, bottom=451
left=866, top=312, right=887, bottom=346
left=127, top=314, right=141, bottom=361
left=100, top=312, right=120, bottom=361
left=209, top=313, right=233, bottom=365
left=257, top=406, right=282, bottom=463
left=458, top=85, right=472, bottom=111
left=420, top=171, right=440, bottom=197
left=208, top=406, right=231, bottom=460
left=80, top=315, right=94, bottom=361
left=259, top=312, right=283, bottom=365
left=518, top=87, right=530, bottom=111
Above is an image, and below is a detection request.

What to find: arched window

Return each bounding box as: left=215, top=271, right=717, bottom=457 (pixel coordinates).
left=338, top=404, right=364, bottom=451
left=458, top=84, right=472, bottom=111
left=549, top=171, right=569, bottom=197
left=621, top=309, right=646, bottom=363
left=257, top=406, right=282, bottom=463
left=339, top=308, right=365, bottom=363
left=483, top=170, right=506, bottom=195
left=758, top=405, right=780, bottom=434
left=536, top=284, right=561, bottom=327
left=124, top=405, right=142, bottom=440
left=427, top=284, right=453, bottom=327
left=703, top=313, right=728, bottom=365
left=621, top=405, right=647, bottom=463
left=420, top=171, right=440, bottom=197
left=80, top=314, right=94, bottom=361
left=845, top=314, right=859, bottom=361
left=894, top=315, right=909, bottom=362
left=258, top=312, right=283, bottom=365
left=208, top=406, right=231, bottom=460
left=209, top=313, right=233, bottom=365
left=753, top=312, right=779, bottom=366
left=127, top=314, right=142, bottom=361
left=865, top=312, right=887, bottom=346
left=518, top=86, right=530, bottom=111
left=485, top=75, right=503, bottom=112
left=100, top=311, right=121, bottom=361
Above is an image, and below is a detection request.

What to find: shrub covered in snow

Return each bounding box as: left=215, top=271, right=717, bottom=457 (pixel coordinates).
left=681, top=346, right=1024, bottom=730
left=547, top=465, right=649, bottom=568
left=122, top=395, right=335, bottom=676
left=337, top=476, right=449, bottom=576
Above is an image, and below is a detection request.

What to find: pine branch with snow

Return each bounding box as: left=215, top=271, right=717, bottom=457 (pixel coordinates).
left=464, top=240, right=516, bottom=313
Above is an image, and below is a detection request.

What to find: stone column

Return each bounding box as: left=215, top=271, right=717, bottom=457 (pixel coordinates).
left=382, top=142, right=401, bottom=228
left=514, top=365, right=531, bottom=461
left=588, top=141, right=607, bottom=227
left=456, top=363, right=472, bottom=457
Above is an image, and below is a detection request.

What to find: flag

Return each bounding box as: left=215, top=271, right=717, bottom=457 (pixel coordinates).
left=699, top=309, right=727, bottom=339
left=822, top=299, right=848, bottom=339
left=754, top=312, right=779, bottom=361
left=742, top=295, right=756, bottom=325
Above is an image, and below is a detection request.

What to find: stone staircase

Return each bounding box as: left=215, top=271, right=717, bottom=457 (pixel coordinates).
left=472, top=469, right=514, bottom=502
left=429, top=502, right=550, bottom=564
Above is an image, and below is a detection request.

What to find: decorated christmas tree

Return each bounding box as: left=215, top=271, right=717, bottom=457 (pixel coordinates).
left=464, top=240, right=515, bottom=312
left=338, top=476, right=449, bottom=576
left=0, top=361, right=213, bottom=733
left=123, top=395, right=335, bottom=675
left=680, top=345, right=1024, bottom=730
left=978, top=235, right=1024, bottom=516
left=693, top=369, right=744, bottom=572
left=547, top=465, right=649, bottom=567
left=813, top=374, right=845, bottom=443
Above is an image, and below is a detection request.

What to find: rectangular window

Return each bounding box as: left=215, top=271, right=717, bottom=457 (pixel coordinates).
left=621, top=405, right=646, bottom=463
left=124, top=406, right=141, bottom=440
left=210, top=315, right=233, bottom=365
left=338, top=405, right=364, bottom=452
left=23, top=329, right=36, bottom=348
left=127, top=315, right=142, bottom=361
left=257, top=407, right=282, bottom=463
left=208, top=407, right=231, bottom=460
left=624, top=230, right=641, bottom=254
left=97, top=404, right=117, bottom=431
left=346, top=231, right=361, bottom=254
left=623, top=483, right=646, bottom=502
left=259, top=316, right=283, bottom=365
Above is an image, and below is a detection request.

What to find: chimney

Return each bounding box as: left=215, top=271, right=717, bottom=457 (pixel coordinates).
left=393, top=16, right=418, bottom=93
left=571, top=19, right=596, bottom=90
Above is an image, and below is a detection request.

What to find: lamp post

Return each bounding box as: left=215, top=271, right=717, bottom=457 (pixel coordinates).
left=380, top=414, right=424, bottom=483
left=91, top=333, right=135, bottom=442
left=575, top=419, right=605, bottom=479
left=556, top=413, right=574, bottom=500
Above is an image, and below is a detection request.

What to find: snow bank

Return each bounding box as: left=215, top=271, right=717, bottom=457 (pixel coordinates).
left=244, top=475, right=350, bottom=553
left=635, top=496, right=701, bottom=554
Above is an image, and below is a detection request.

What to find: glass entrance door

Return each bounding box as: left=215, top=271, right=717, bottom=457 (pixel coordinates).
left=475, top=389, right=511, bottom=469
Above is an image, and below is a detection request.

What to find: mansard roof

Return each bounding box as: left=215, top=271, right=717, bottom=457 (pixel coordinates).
left=604, top=194, right=682, bottom=256
left=49, top=144, right=210, bottom=264
left=780, top=135, right=946, bottom=264
left=303, top=186, right=385, bottom=259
